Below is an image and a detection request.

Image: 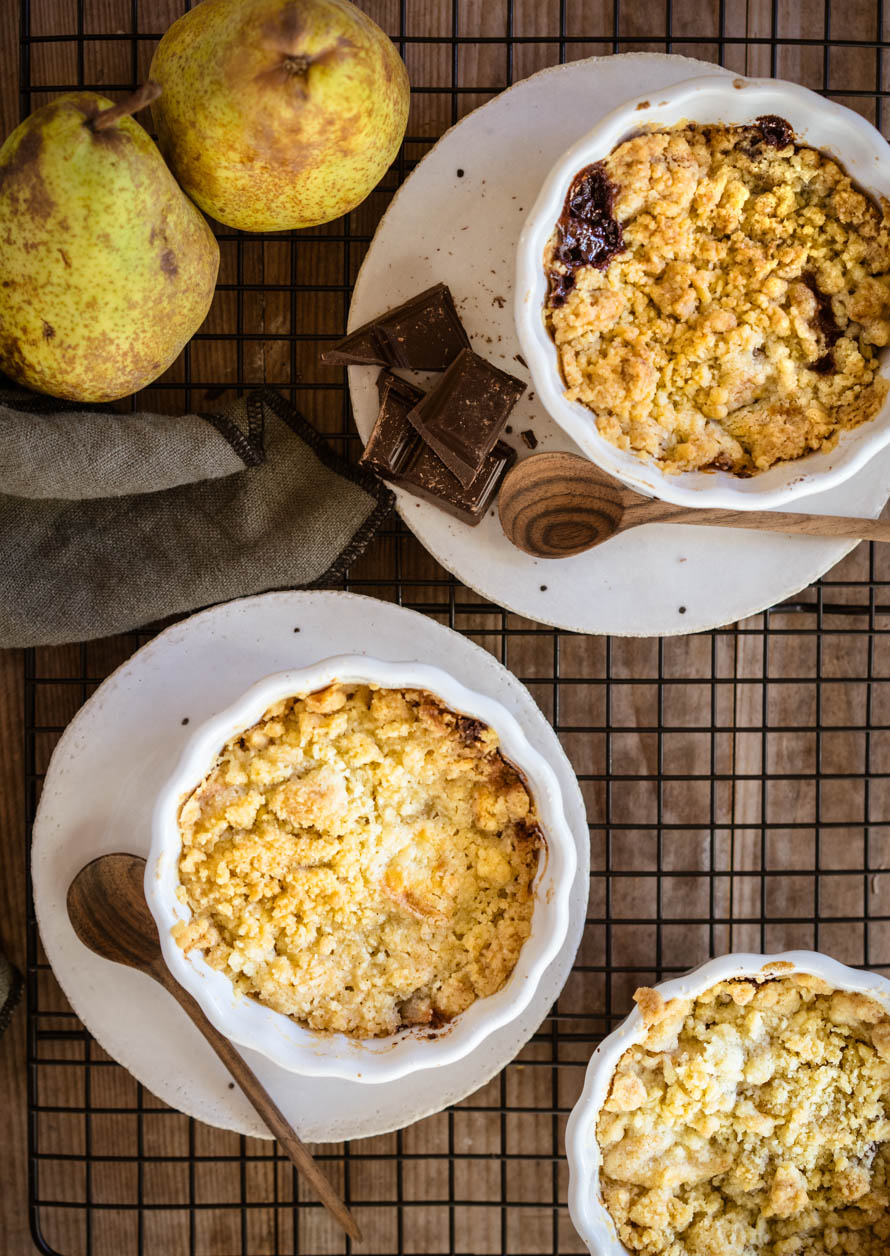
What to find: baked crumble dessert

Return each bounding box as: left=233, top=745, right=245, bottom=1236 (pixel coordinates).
left=545, top=117, right=890, bottom=475
left=173, top=683, right=541, bottom=1038
left=596, top=972, right=890, bottom=1255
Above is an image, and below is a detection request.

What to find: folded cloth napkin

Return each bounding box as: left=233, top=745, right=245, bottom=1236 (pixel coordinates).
left=0, top=386, right=393, bottom=647
left=0, top=951, right=22, bottom=1039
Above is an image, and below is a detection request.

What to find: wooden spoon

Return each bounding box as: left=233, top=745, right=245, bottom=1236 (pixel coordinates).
left=499, top=451, right=890, bottom=559
left=67, top=853, right=362, bottom=1244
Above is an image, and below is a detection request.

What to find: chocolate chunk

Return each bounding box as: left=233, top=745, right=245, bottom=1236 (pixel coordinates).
left=376, top=368, right=423, bottom=408
left=360, top=371, right=515, bottom=525
left=755, top=114, right=794, bottom=149
left=802, top=271, right=842, bottom=373
left=399, top=440, right=515, bottom=524
left=360, top=374, right=423, bottom=477
left=376, top=285, right=471, bottom=369
left=548, top=162, right=625, bottom=306
left=406, top=348, right=526, bottom=487
left=455, top=714, right=487, bottom=745
left=321, top=284, right=470, bottom=370
left=520, top=429, right=538, bottom=449
left=321, top=324, right=389, bottom=368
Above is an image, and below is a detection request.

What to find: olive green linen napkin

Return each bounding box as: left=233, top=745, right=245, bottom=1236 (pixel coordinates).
left=0, top=386, right=393, bottom=647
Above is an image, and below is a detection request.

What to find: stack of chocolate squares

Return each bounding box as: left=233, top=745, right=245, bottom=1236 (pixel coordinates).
left=322, top=284, right=525, bottom=525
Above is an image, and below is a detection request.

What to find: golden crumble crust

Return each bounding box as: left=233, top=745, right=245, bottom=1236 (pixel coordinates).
left=174, top=684, right=541, bottom=1038
left=595, top=974, right=890, bottom=1255
left=545, top=122, right=890, bottom=475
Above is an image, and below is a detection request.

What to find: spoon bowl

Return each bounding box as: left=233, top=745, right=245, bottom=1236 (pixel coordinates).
left=498, top=453, right=625, bottom=557
left=67, top=851, right=164, bottom=973
left=498, top=452, right=890, bottom=559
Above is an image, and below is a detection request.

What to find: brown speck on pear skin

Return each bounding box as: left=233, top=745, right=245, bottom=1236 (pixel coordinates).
left=0, top=125, right=55, bottom=221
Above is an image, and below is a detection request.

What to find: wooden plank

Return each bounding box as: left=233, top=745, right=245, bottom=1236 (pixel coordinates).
left=0, top=1, right=29, bottom=1251
left=0, top=647, right=29, bottom=1256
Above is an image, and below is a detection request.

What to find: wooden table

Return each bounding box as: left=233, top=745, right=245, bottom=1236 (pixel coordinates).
left=2, top=13, right=33, bottom=1255
left=2, top=3, right=890, bottom=1254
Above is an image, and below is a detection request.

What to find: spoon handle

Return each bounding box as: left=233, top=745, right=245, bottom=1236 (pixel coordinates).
left=623, top=501, right=890, bottom=542
left=156, top=970, right=362, bottom=1243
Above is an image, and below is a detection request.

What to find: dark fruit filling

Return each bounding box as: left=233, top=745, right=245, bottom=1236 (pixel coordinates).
left=548, top=162, right=625, bottom=306
left=754, top=114, right=794, bottom=149
left=802, top=271, right=842, bottom=374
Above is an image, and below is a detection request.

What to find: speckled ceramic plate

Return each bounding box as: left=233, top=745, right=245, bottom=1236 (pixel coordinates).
left=31, top=591, right=589, bottom=1141
left=348, top=52, right=890, bottom=636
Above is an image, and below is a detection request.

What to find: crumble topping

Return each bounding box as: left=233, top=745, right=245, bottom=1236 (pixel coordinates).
left=545, top=120, right=890, bottom=475
left=596, top=974, right=890, bottom=1255
left=174, top=684, right=541, bottom=1038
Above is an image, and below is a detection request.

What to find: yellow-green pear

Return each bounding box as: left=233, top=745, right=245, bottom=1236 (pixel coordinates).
left=149, top=0, right=410, bottom=232
left=0, top=86, right=219, bottom=403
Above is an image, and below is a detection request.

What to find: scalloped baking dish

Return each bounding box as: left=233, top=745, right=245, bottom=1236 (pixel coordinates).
left=146, top=654, right=577, bottom=1083
left=516, top=74, right=890, bottom=510
left=565, top=949, right=890, bottom=1254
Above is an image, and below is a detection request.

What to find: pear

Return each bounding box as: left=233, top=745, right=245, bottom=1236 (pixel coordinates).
left=0, top=85, right=219, bottom=403
left=149, top=0, right=409, bottom=232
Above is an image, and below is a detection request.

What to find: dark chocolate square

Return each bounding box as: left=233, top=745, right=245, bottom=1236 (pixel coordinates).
left=398, top=440, right=515, bottom=525
left=321, top=284, right=470, bottom=371
left=375, top=369, right=423, bottom=408
left=319, top=325, right=388, bottom=368
left=360, top=410, right=419, bottom=480
left=360, top=371, right=514, bottom=525
left=406, top=348, right=526, bottom=487
left=375, top=284, right=470, bottom=370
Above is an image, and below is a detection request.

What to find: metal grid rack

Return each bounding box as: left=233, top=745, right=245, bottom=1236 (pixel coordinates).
left=21, top=2, right=890, bottom=1253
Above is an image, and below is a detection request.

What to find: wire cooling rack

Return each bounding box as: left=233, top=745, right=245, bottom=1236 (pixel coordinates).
left=21, top=1, right=890, bottom=1253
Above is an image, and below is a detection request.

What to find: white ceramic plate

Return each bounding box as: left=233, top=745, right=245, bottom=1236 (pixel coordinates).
left=31, top=591, right=589, bottom=1141
left=348, top=52, right=890, bottom=636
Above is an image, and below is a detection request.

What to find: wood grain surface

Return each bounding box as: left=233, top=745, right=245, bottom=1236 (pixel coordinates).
left=2, top=11, right=30, bottom=1256
left=2, top=3, right=890, bottom=1255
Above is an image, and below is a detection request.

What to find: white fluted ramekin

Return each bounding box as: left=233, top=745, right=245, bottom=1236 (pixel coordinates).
left=146, top=654, right=576, bottom=1083
left=516, top=74, right=890, bottom=511
left=565, top=950, right=890, bottom=1254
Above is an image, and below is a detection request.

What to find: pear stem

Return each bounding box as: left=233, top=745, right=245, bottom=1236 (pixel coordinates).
left=90, top=81, right=162, bottom=132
